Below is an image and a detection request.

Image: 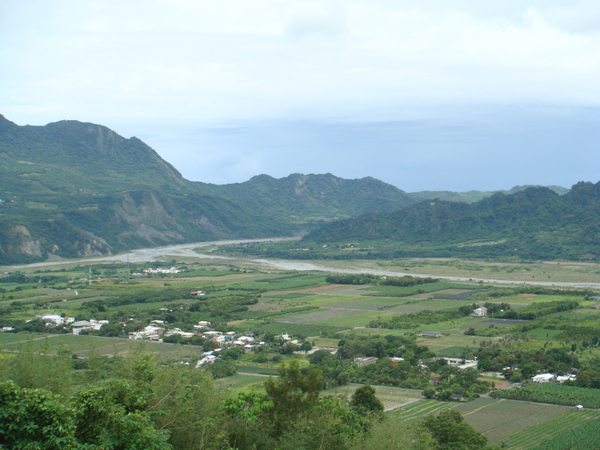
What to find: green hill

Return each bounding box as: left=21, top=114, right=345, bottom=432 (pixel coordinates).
left=0, top=115, right=416, bottom=264
left=303, top=182, right=600, bottom=261
left=408, top=185, right=569, bottom=204
left=0, top=115, right=288, bottom=263
left=199, top=173, right=415, bottom=225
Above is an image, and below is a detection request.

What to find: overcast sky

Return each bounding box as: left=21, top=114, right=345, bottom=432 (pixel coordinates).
left=1, top=0, right=598, bottom=191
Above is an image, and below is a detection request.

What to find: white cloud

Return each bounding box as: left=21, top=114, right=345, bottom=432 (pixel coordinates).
left=0, top=1, right=597, bottom=190
left=2, top=0, right=599, bottom=127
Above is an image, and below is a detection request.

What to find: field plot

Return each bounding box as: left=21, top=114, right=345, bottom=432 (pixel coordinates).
left=0, top=332, right=49, bottom=346
left=388, top=399, right=455, bottom=424
left=314, top=311, right=398, bottom=328
left=433, top=289, right=487, bottom=300
left=491, top=383, right=600, bottom=408
left=417, top=334, right=497, bottom=353
left=273, top=308, right=377, bottom=326
left=0, top=333, right=202, bottom=359
left=435, top=346, right=476, bottom=357
left=238, top=321, right=345, bottom=337
left=502, top=408, right=600, bottom=449
left=214, top=374, right=265, bottom=392
left=324, top=300, right=399, bottom=311
left=286, top=284, right=370, bottom=296
left=324, top=384, right=423, bottom=411
left=363, top=282, right=477, bottom=298
left=454, top=398, right=570, bottom=444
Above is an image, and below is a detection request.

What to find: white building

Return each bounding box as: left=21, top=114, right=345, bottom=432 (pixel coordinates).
left=473, top=307, right=488, bottom=317
left=532, top=373, right=555, bottom=383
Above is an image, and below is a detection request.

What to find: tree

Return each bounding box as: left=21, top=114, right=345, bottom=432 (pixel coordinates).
left=264, top=359, right=323, bottom=436
left=71, top=379, right=171, bottom=449
left=422, top=410, right=487, bottom=449
left=350, top=384, right=384, bottom=415
left=300, top=340, right=313, bottom=353
left=0, top=380, right=76, bottom=449
left=148, top=364, right=226, bottom=449
left=423, top=387, right=436, bottom=399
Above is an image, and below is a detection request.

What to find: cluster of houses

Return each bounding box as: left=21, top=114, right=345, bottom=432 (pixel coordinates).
left=354, top=356, right=405, bottom=366
left=132, top=267, right=183, bottom=277
left=532, top=373, right=577, bottom=384
left=32, top=314, right=109, bottom=335
left=128, top=319, right=265, bottom=350
left=37, top=314, right=76, bottom=326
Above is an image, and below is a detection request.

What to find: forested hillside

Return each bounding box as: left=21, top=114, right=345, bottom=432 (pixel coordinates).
left=304, top=182, right=600, bottom=261
left=199, top=173, right=415, bottom=223
left=0, top=115, right=288, bottom=263
left=0, top=115, right=415, bottom=264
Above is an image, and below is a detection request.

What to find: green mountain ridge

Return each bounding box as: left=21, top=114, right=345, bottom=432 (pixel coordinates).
left=407, top=185, right=569, bottom=204
left=0, top=115, right=416, bottom=264
left=0, top=113, right=586, bottom=264
left=303, top=182, right=600, bottom=260
left=198, top=172, right=415, bottom=223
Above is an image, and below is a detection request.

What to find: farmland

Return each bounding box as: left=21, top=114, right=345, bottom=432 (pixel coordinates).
left=1, top=248, right=599, bottom=448
left=491, top=383, right=600, bottom=408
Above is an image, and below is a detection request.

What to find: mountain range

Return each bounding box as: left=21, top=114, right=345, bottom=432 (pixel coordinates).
left=0, top=114, right=591, bottom=264
left=303, top=182, right=600, bottom=261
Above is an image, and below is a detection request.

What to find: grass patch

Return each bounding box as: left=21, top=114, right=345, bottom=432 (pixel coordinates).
left=324, top=384, right=423, bottom=410
left=214, top=374, right=266, bottom=392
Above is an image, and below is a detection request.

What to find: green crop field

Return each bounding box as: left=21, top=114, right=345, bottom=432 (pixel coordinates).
left=454, top=398, right=570, bottom=443
left=491, top=383, right=600, bottom=408
left=435, top=346, right=477, bottom=357
left=229, top=321, right=345, bottom=337
left=232, top=365, right=281, bottom=375
left=502, top=408, right=600, bottom=449
left=0, top=333, right=202, bottom=359
left=312, top=311, right=397, bottom=327
left=364, top=282, right=476, bottom=298
left=388, top=399, right=455, bottom=424
left=273, top=308, right=368, bottom=325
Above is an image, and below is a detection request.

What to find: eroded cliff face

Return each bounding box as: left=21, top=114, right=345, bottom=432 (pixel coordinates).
left=0, top=224, right=112, bottom=264
left=6, top=225, right=43, bottom=258
left=109, top=191, right=228, bottom=247
left=0, top=190, right=238, bottom=264
left=112, top=192, right=185, bottom=245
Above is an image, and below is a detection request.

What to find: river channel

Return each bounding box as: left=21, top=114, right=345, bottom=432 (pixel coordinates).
left=3, top=237, right=600, bottom=290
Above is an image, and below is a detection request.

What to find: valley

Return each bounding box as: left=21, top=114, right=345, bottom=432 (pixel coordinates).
left=1, top=113, right=599, bottom=448
left=1, top=245, right=599, bottom=448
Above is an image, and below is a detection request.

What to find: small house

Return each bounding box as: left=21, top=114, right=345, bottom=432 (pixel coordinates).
left=472, top=307, right=488, bottom=317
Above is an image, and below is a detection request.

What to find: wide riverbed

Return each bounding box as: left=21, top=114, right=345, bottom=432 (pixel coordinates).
left=4, top=237, right=600, bottom=290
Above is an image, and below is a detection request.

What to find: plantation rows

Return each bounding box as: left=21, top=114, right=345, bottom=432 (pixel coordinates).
left=501, top=409, right=600, bottom=448
left=390, top=399, right=455, bottom=425
left=490, top=384, right=600, bottom=408
left=531, top=412, right=600, bottom=450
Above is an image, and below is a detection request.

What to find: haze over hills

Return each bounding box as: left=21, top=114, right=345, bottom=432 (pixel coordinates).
left=0, top=113, right=590, bottom=264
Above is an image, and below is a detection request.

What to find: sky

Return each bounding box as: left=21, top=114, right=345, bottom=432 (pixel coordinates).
left=1, top=0, right=599, bottom=192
